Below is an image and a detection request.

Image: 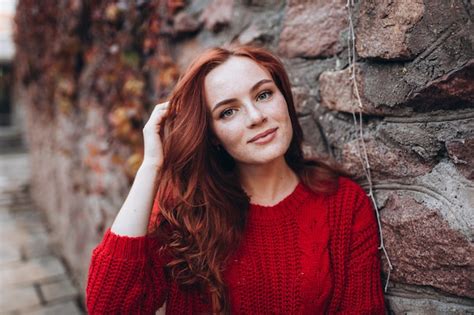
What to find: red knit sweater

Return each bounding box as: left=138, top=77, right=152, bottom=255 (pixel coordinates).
left=86, top=177, right=386, bottom=314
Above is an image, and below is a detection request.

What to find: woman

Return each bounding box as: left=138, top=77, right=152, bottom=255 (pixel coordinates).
left=86, top=45, right=386, bottom=314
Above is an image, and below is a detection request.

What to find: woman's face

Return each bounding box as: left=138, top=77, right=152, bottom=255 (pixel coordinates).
left=204, top=56, right=293, bottom=167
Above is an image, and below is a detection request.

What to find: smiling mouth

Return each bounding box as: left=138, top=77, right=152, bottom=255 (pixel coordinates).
left=248, top=127, right=278, bottom=143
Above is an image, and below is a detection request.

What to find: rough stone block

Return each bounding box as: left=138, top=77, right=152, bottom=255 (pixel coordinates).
left=355, top=0, right=470, bottom=61
left=414, top=161, right=474, bottom=241
left=408, top=60, right=474, bottom=110
left=173, top=12, right=202, bottom=36
left=360, top=29, right=473, bottom=111
left=355, top=0, right=424, bottom=60
left=380, top=193, right=474, bottom=298
left=279, top=0, right=347, bottom=58
left=386, top=293, right=474, bottom=315
left=377, top=123, right=440, bottom=161
left=377, top=114, right=473, bottom=163
left=291, top=86, right=316, bottom=116
left=237, top=21, right=274, bottom=46
left=446, top=136, right=474, bottom=180
left=342, top=138, right=433, bottom=179
left=319, top=66, right=387, bottom=115
left=200, top=0, right=233, bottom=32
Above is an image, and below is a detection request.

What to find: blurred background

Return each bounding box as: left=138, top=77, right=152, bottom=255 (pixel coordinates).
left=0, top=0, right=473, bottom=314
left=0, top=0, right=15, bottom=127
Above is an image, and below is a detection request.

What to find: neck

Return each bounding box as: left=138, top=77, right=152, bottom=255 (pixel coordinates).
left=238, top=157, right=299, bottom=205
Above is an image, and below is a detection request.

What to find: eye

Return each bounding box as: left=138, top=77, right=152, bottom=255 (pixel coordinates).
left=256, top=90, right=272, bottom=102
left=219, top=108, right=236, bottom=119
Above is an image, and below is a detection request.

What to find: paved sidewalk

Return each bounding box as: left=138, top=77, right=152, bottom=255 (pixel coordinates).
left=0, top=151, right=85, bottom=314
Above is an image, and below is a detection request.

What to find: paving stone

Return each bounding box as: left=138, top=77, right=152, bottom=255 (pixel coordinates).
left=9, top=204, right=35, bottom=213
left=0, top=208, right=13, bottom=221
left=22, top=239, right=52, bottom=259
left=0, top=152, right=82, bottom=313
left=0, top=285, right=40, bottom=313
left=0, top=195, right=12, bottom=207
left=21, top=301, right=83, bottom=315
left=0, top=243, right=22, bottom=265
left=0, top=217, right=16, bottom=229
left=14, top=213, right=48, bottom=234
left=0, top=225, right=49, bottom=247
left=0, top=256, right=66, bottom=287
left=39, top=278, right=79, bottom=303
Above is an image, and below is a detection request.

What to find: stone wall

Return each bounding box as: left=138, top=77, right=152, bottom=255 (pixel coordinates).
left=13, top=0, right=473, bottom=313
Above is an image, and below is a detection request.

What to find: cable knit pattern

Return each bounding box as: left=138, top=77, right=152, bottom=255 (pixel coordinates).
left=86, top=177, right=386, bottom=314
left=326, top=178, right=386, bottom=314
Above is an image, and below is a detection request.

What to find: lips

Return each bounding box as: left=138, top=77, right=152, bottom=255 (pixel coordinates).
left=248, top=127, right=278, bottom=143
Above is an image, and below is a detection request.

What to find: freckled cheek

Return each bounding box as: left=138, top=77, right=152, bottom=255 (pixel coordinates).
left=268, top=100, right=293, bottom=140
left=215, top=125, right=246, bottom=150
left=263, top=99, right=290, bottom=124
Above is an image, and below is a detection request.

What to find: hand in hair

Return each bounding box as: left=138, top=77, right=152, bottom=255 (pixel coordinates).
left=109, top=101, right=170, bottom=237
left=142, top=102, right=170, bottom=168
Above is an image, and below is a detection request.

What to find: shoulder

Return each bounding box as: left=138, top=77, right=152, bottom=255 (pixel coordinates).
left=325, top=177, right=375, bottom=229
left=327, top=176, right=369, bottom=207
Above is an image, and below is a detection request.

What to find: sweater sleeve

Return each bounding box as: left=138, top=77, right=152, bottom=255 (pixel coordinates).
left=337, top=181, right=387, bottom=315
left=86, top=228, right=170, bottom=314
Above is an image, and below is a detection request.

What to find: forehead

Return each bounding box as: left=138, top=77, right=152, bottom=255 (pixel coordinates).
left=204, top=56, right=272, bottom=105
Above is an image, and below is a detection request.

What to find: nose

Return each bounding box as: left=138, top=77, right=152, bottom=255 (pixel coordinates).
left=245, top=102, right=267, bottom=127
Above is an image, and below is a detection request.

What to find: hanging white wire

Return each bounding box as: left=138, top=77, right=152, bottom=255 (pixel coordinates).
left=345, top=0, right=393, bottom=292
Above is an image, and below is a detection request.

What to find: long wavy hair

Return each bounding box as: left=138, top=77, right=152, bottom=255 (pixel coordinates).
left=150, top=45, right=344, bottom=313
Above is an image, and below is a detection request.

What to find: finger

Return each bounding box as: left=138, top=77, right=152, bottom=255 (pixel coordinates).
left=145, top=103, right=170, bottom=129
left=155, top=102, right=169, bottom=110
left=153, top=102, right=170, bottom=115
left=153, top=103, right=170, bottom=120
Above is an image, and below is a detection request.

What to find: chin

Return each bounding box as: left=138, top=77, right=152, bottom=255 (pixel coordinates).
left=237, top=143, right=289, bottom=165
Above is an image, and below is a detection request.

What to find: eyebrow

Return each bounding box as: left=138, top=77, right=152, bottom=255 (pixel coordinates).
left=211, top=79, right=273, bottom=113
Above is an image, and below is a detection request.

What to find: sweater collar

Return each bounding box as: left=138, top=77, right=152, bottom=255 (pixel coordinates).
left=247, top=181, right=311, bottom=224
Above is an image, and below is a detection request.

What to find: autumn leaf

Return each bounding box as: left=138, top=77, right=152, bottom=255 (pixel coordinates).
left=84, top=156, right=105, bottom=174
left=123, top=77, right=145, bottom=97
left=105, top=3, right=120, bottom=22
left=111, top=154, right=125, bottom=165
left=121, top=51, right=141, bottom=69
left=108, top=107, right=128, bottom=127
left=159, top=65, right=179, bottom=87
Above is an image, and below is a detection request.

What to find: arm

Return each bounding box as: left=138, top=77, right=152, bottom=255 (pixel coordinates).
left=111, top=160, right=161, bottom=236
left=86, top=226, right=170, bottom=314
left=337, top=184, right=387, bottom=314
left=86, top=103, right=171, bottom=313
left=112, top=101, right=169, bottom=237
